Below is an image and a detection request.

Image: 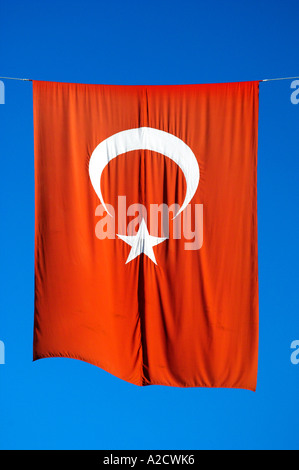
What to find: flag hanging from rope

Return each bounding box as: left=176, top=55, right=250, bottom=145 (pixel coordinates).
left=33, top=80, right=259, bottom=390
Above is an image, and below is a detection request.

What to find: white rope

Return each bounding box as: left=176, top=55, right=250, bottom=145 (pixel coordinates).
left=0, top=76, right=31, bottom=81
left=0, top=76, right=299, bottom=83
left=261, top=76, right=299, bottom=82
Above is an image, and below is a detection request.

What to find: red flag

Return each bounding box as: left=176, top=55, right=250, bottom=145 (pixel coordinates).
left=33, top=80, right=259, bottom=390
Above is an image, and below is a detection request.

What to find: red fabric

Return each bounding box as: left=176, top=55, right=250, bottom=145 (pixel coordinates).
left=33, top=80, right=259, bottom=390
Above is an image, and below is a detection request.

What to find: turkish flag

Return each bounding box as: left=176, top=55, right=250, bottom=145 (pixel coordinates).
left=33, top=80, right=259, bottom=390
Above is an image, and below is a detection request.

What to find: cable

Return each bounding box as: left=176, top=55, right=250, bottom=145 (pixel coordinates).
left=0, top=76, right=299, bottom=83
left=0, top=76, right=31, bottom=81
left=261, top=76, right=299, bottom=82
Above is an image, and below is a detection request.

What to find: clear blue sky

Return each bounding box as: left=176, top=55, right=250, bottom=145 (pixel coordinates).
left=0, top=0, right=298, bottom=450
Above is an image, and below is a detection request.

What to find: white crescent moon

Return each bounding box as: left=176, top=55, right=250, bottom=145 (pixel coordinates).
left=89, top=127, right=199, bottom=218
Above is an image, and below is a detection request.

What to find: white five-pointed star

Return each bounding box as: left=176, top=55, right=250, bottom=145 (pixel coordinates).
left=117, top=218, right=167, bottom=265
